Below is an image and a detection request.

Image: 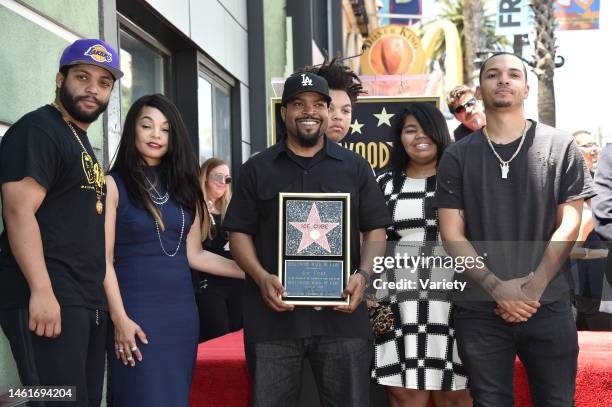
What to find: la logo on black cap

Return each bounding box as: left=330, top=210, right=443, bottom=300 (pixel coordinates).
left=301, top=74, right=313, bottom=87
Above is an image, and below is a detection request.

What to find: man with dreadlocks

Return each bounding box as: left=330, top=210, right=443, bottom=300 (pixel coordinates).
left=301, top=57, right=364, bottom=143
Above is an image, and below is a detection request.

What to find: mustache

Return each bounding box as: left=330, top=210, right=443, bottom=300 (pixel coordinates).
left=75, top=95, right=102, bottom=106
left=495, top=87, right=514, bottom=94
left=295, top=114, right=322, bottom=121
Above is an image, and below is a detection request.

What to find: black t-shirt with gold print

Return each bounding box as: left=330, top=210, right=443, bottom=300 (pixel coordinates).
left=0, top=105, right=106, bottom=310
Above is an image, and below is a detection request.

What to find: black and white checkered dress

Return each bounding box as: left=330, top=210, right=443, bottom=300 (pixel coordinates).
left=371, top=172, right=468, bottom=391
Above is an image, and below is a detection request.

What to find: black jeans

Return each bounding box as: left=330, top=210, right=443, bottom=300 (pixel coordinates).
left=0, top=306, right=107, bottom=407
left=454, top=301, right=578, bottom=407
left=245, top=336, right=372, bottom=407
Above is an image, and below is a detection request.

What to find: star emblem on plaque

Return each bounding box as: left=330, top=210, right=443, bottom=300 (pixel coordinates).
left=279, top=192, right=351, bottom=306
left=287, top=202, right=341, bottom=255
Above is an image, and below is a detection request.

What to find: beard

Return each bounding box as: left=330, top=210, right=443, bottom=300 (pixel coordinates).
left=295, top=128, right=322, bottom=147
left=492, top=100, right=512, bottom=108
left=59, top=82, right=108, bottom=123
left=293, top=119, right=324, bottom=147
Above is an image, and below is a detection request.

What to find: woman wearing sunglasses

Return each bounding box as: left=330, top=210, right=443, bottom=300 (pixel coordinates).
left=197, top=158, right=245, bottom=342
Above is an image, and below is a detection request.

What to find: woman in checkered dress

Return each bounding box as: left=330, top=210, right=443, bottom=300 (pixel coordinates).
left=371, top=103, right=471, bottom=406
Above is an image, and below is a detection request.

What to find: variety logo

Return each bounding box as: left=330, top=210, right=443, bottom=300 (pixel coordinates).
left=84, top=45, right=113, bottom=63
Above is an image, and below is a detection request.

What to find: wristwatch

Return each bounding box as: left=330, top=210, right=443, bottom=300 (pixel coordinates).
left=352, top=268, right=370, bottom=287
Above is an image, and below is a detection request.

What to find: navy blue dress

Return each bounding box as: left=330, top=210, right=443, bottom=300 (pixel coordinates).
left=107, top=173, right=198, bottom=407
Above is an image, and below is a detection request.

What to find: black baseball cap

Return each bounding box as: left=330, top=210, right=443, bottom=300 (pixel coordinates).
left=281, top=72, right=332, bottom=105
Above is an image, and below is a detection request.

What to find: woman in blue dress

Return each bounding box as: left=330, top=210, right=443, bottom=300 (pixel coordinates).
left=103, top=94, right=243, bottom=406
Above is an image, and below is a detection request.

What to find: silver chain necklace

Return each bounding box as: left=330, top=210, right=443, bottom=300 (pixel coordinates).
left=144, top=175, right=169, bottom=205
left=144, top=174, right=184, bottom=257
left=482, top=120, right=528, bottom=180
left=154, top=205, right=185, bottom=257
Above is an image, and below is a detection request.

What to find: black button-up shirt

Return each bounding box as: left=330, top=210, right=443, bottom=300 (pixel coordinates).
left=224, top=138, right=391, bottom=343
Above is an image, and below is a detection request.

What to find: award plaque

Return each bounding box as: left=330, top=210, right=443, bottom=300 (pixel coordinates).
left=278, top=192, right=351, bottom=306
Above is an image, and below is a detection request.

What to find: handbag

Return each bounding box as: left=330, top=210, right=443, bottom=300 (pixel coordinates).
left=367, top=296, right=395, bottom=337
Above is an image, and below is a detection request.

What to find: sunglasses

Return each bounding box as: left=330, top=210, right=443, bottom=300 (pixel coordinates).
left=453, top=98, right=477, bottom=115
left=578, top=142, right=598, bottom=150
left=212, top=174, right=232, bottom=184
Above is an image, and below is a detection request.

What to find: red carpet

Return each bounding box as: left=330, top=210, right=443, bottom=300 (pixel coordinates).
left=189, top=330, right=251, bottom=407
left=190, top=331, right=612, bottom=407
left=563, top=332, right=612, bottom=407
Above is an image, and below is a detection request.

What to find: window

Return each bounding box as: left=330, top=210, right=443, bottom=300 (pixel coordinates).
left=198, top=64, right=234, bottom=165
left=198, top=77, right=213, bottom=161
left=118, top=18, right=170, bottom=122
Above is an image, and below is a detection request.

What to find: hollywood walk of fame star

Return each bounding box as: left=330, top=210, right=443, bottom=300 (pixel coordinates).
left=289, top=203, right=339, bottom=253
left=374, top=107, right=395, bottom=127
left=350, top=118, right=364, bottom=134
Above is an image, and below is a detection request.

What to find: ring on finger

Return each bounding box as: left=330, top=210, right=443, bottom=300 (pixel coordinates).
left=127, top=356, right=134, bottom=361
left=130, top=346, right=138, bottom=352
left=118, top=347, right=125, bottom=353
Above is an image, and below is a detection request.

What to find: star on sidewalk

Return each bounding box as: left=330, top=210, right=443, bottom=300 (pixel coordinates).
left=289, top=203, right=339, bottom=253
left=350, top=119, right=364, bottom=134
left=374, top=107, right=395, bottom=127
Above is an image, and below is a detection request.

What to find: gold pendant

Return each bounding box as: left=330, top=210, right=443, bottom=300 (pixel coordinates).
left=96, top=199, right=104, bottom=215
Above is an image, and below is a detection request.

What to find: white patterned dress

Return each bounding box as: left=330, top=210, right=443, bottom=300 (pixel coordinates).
left=371, top=171, right=468, bottom=391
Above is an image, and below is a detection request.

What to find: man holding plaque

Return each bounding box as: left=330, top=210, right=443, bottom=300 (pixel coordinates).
left=225, top=72, right=390, bottom=406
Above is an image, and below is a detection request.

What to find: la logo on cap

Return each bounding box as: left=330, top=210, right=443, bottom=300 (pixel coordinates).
left=84, top=44, right=113, bottom=63
left=301, top=74, right=313, bottom=87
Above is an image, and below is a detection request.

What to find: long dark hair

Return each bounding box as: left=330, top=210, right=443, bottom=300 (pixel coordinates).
left=111, top=94, right=204, bottom=230
left=390, top=102, right=451, bottom=189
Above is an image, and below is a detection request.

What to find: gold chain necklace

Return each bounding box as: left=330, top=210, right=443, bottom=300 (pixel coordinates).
left=51, top=102, right=105, bottom=214
left=482, top=120, right=528, bottom=180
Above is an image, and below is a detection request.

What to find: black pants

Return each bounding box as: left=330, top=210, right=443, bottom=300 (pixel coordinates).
left=454, top=300, right=578, bottom=407
left=198, top=278, right=243, bottom=342
left=575, top=295, right=612, bottom=331
left=0, top=306, right=107, bottom=407
left=244, top=337, right=373, bottom=407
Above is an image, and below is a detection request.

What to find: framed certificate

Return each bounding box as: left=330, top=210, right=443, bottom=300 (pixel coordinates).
left=278, top=192, right=351, bottom=306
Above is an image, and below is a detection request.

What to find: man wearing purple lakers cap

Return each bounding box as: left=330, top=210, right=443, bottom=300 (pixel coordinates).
left=224, top=71, right=390, bottom=406
left=0, top=38, right=122, bottom=406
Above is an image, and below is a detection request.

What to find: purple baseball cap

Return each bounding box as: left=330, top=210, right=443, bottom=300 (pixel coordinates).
left=59, top=38, right=123, bottom=80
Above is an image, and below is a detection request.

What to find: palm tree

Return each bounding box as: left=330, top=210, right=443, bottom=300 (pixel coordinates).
left=531, top=0, right=557, bottom=126
left=462, top=0, right=485, bottom=86
left=423, top=0, right=509, bottom=85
